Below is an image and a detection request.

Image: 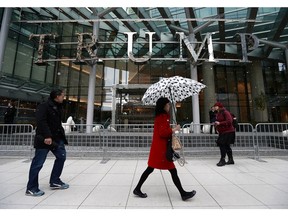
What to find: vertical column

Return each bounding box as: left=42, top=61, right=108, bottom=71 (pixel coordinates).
left=111, top=85, right=116, bottom=126
left=190, top=63, right=201, bottom=133
left=188, top=33, right=201, bottom=133
left=0, top=8, right=12, bottom=76
left=249, top=61, right=268, bottom=122
left=285, top=49, right=288, bottom=73
left=86, top=19, right=99, bottom=133
left=202, top=62, right=216, bottom=123
left=86, top=64, right=97, bottom=133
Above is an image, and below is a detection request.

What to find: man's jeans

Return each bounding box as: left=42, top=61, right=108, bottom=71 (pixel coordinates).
left=26, top=140, right=66, bottom=191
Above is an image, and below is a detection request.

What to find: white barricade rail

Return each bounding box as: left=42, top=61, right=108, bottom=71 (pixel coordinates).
left=65, top=124, right=105, bottom=157
left=180, top=123, right=256, bottom=158
left=1, top=123, right=288, bottom=160
left=101, top=124, right=154, bottom=160
left=0, top=124, right=34, bottom=157
left=255, top=123, right=288, bottom=157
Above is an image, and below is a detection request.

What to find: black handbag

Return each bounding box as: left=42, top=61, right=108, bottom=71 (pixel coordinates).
left=166, top=138, right=180, bottom=162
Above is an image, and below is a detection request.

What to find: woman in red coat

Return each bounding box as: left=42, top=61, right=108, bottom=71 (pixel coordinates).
left=133, top=97, right=196, bottom=201
left=214, top=102, right=236, bottom=166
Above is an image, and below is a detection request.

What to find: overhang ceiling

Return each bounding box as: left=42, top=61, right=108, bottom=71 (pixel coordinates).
left=12, top=7, right=288, bottom=62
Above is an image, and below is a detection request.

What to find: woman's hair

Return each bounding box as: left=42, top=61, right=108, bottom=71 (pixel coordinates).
left=155, top=97, right=170, bottom=116
left=50, top=88, right=64, bottom=100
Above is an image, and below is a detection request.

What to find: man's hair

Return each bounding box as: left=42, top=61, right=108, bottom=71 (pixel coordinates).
left=50, top=88, right=64, bottom=100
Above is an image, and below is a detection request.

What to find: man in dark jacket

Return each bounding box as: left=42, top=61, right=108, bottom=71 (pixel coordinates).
left=4, top=101, right=16, bottom=124
left=4, top=101, right=16, bottom=133
left=26, top=89, right=69, bottom=196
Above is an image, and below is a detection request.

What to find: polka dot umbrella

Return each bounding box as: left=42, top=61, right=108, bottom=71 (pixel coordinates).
left=142, top=76, right=206, bottom=106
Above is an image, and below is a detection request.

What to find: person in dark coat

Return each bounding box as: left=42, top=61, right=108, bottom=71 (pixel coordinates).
left=209, top=106, right=217, bottom=134
left=4, top=101, right=16, bottom=124
left=26, top=89, right=69, bottom=196
left=133, top=97, right=196, bottom=201
left=4, top=101, right=16, bottom=133
left=214, top=102, right=235, bottom=166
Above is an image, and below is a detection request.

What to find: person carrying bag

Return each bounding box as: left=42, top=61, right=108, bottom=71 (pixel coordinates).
left=133, top=97, right=196, bottom=201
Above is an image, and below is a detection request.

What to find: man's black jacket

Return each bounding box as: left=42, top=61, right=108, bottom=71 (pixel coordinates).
left=34, top=98, right=68, bottom=149
left=4, top=106, right=16, bottom=123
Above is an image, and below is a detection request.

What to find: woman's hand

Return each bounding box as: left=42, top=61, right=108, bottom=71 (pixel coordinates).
left=172, top=124, right=181, bottom=133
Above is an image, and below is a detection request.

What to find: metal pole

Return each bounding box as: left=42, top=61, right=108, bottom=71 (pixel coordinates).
left=0, top=8, right=12, bottom=76
left=86, top=18, right=99, bottom=133
left=202, top=62, right=216, bottom=123
left=168, top=87, right=177, bottom=124
left=188, top=33, right=201, bottom=133
left=285, top=49, right=288, bottom=72
left=190, top=63, right=201, bottom=133
left=111, top=85, right=116, bottom=126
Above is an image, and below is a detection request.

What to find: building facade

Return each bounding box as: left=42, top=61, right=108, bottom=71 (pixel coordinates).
left=0, top=7, right=287, bottom=126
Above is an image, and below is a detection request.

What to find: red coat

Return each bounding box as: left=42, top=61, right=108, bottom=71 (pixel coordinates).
left=215, top=108, right=235, bottom=134
left=148, top=113, right=175, bottom=170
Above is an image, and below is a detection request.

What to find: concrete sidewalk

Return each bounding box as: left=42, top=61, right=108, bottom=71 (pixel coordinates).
left=0, top=156, right=288, bottom=209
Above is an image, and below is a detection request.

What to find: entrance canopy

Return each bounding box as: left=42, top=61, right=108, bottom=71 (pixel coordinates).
left=1, top=6, right=288, bottom=108
left=12, top=7, right=288, bottom=63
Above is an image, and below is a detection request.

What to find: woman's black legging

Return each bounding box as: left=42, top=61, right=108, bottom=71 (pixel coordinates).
left=135, top=166, right=185, bottom=196
left=219, top=143, right=232, bottom=159
left=134, top=166, right=154, bottom=191
left=169, top=168, right=185, bottom=195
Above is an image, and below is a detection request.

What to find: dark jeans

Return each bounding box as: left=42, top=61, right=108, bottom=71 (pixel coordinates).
left=26, top=140, right=66, bottom=191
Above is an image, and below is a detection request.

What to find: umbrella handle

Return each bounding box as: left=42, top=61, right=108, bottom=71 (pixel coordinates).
left=168, top=87, right=177, bottom=124
left=172, top=117, right=177, bottom=125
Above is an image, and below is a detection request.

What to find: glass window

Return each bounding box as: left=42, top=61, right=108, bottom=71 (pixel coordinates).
left=30, top=64, right=46, bottom=82
left=69, top=68, right=80, bottom=98
left=14, top=39, right=34, bottom=79
left=80, top=71, right=89, bottom=102
left=46, top=63, right=55, bottom=84
left=2, top=38, right=17, bottom=75
left=57, top=62, right=69, bottom=87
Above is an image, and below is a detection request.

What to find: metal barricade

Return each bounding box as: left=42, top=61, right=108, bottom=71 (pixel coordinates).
left=255, top=123, right=288, bottom=158
left=65, top=124, right=104, bottom=158
left=1, top=123, right=287, bottom=160
left=101, top=124, right=154, bottom=160
left=179, top=123, right=256, bottom=158
left=0, top=124, right=34, bottom=157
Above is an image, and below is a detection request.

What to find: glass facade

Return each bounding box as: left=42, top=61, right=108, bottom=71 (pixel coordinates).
left=0, top=7, right=287, bottom=125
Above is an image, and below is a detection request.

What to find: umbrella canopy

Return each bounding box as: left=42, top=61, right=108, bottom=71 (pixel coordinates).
left=142, top=76, right=206, bottom=105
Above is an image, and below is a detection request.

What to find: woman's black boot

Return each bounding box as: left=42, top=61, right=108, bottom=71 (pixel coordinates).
left=226, top=157, right=235, bottom=165
left=217, top=158, right=226, bottom=166
left=133, top=188, right=147, bottom=198
left=181, top=190, right=196, bottom=201
left=226, top=152, right=235, bottom=165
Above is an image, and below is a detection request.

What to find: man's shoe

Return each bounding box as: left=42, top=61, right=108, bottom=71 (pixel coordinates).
left=50, top=181, right=69, bottom=190
left=217, top=158, right=226, bottom=166
left=25, top=189, right=45, bottom=196
left=133, top=188, right=147, bottom=198
left=182, top=190, right=196, bottom=201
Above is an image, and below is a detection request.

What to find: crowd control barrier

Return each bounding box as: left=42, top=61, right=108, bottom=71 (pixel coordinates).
left=0, top=123, right=287, bottom=160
